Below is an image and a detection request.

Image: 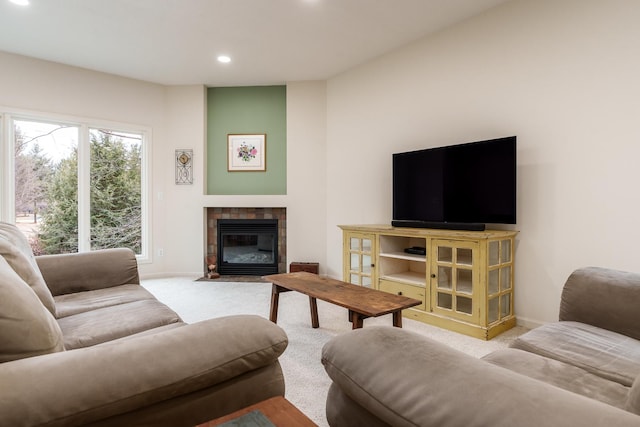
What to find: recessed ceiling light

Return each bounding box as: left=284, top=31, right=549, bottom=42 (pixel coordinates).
left=9, top=0, right=30, bottom=5
left=217, top=55, right=231, bottom=64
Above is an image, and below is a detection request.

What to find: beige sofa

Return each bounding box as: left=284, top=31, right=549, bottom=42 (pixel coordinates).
left=322, top=267, right=640, bottom=427
left=0, top=222, right=288, bottom=427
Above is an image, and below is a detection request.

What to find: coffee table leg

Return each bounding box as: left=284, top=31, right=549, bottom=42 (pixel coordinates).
left=309, top=297, right=319, bottom=328
left=351, top=311, right=364, bottom=329
left=269, top=284, right=280, bottom=324
left=392, top=311, right=403, bottom=328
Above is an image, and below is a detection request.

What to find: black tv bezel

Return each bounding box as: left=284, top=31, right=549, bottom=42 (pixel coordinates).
left=392, top=136, right=516, bottom=231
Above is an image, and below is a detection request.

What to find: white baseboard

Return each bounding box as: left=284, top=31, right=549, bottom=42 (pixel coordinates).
left=140, top=272, right=203, bottom=280
left=516, top=316, right=546, bottom=330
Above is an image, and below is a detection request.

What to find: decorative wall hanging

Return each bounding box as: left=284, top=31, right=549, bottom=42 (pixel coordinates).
left=227, top=134, right=266, bottom=171
left=175, top=149, right=193, bottom=184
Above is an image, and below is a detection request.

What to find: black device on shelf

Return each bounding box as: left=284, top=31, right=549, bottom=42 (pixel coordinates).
left=392, top=136, right=516, bottom=231
left=404, top=246, right=426, bottom=255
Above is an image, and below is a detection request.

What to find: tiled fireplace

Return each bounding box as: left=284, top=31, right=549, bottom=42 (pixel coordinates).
left=206, top=207, right=287, bottom=276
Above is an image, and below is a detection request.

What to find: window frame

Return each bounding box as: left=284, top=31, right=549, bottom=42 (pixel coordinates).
left=0, top=108, right=151, bottom=263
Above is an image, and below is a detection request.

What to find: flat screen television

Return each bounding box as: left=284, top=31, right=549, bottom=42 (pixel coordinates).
left=392, top=136, right=516, bottom=231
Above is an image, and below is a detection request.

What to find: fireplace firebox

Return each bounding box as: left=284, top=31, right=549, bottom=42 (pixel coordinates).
left=217, top=219, right=279, bottom=276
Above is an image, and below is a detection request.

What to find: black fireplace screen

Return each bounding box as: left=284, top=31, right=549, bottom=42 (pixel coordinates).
left=217, top=219, right=278, bottom=275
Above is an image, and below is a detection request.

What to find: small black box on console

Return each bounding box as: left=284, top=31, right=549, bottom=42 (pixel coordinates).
left=290, top=262, right=319, bottom=274
left=404, top=246, right=426, bottom=256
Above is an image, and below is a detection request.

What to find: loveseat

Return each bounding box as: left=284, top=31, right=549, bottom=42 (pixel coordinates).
left=321, top=267, right=640, bottom=426
left=0, top=222, right=288, bottom=427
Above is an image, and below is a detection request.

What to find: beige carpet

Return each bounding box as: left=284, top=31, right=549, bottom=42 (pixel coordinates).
left=142, top=277, right=527, bottom=427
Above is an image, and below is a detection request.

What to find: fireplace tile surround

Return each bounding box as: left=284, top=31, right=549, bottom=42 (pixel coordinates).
left=206, top=207, right=286, bottom=275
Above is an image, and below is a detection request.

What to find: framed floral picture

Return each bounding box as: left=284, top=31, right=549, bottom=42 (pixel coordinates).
left=227, top=134, right=266, bottom=171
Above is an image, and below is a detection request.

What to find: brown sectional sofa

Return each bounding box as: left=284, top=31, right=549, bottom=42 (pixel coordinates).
left=322, top=267, right=640, bottom=426
left=0, top=222, right=288, bottom=427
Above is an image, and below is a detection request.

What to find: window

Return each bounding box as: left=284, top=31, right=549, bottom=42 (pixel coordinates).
left=1, top=113, right=149, bottom=260
left=13, top=119, right=79, bottom=253
left=89, top=128, right=143, bottom=253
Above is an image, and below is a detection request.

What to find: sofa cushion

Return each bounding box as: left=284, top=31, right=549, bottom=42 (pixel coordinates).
left=322, top=326, right=640, bottom=427
left=58, top=299, right=182, bottom=349
left=510, top=321, right=640, bottom=386
left=0, top=315, right=287, bottom=427
left=560, top=267, right=640, bottom=340
left=483, top=348, right=630, bottom=410
left=54, top=284, right=157, bottom=318
left=36, top=248, right=140, bottom=296
left=0, top=256, right=64, bottom=362
left=0, top=222, right=56, bottom=315
left=100, top=322, right=187, bottom=344
left=627, top=375, right=640, bottom=415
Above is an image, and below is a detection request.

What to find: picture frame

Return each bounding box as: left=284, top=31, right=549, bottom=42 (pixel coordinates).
left=227, top=134, right=266, bottom=172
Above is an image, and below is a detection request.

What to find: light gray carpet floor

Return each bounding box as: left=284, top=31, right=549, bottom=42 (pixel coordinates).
left=142, top=277, right=527, bottom=427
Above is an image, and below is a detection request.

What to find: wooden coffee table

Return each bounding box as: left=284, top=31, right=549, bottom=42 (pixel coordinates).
left=196, top=396, right=316, bottom=426
left=264, top=272, right=421, bottom=329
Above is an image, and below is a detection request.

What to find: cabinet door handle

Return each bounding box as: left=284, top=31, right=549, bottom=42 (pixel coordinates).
left=431, top=274, right=436, bottom=278
left=371, top=264, right=375, bottom=267
left=397, top=291, right=403, bottom=296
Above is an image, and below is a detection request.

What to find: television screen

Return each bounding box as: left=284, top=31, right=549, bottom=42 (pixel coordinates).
left=392, top=136, right=516, bottom=230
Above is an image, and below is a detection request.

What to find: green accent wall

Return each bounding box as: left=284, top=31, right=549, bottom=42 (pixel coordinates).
left=207, top=86, right=286, bottom=195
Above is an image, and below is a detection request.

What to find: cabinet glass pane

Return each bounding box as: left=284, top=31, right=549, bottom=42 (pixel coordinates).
left=489, top=241, right=500, bottom=266
left=437, top=292, right=452, bottom=309
left=350, top=254, right=359, bottom=271
left=488, top=297, right=499, bottom=323
left=457, top=248, right=473, bottom=265
left=362, top=238, right=372, bottom=251
left=362, top=254, right=372, bottom=273
left=501, top=266, right=512, bottom=290
left=501, top=294, right=511, bottom=317
left=489, top=269, right=499, bottom=294
left=350, top=237, right=359, bottom=250
left=438, top=246, right=453, bottom=263
left=457, top=296, right=472, bottom=314
left=362, top=276, right=372, bottom=288
left=350, top=274, right=359, bottom=285
left=501, top=240, right=511, bottom=263
left=437, top=266, right=452, bottom=289
left=457, top=269, right=473, bottom=294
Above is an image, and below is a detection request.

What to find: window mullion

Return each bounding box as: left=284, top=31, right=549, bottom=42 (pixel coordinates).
left=1, top=115, right=15, bottom=222
left=77, top=124, right=91, bottom=252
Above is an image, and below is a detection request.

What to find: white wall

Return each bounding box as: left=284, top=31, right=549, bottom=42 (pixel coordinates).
left=0, top=50, right=172, bottom=276
left=0, top=52, right=329, bottom=278
left=285, top=82, right=327, bottom=268
left=325, top=0, right=640, bottom=326
left=0, top=52, right=166, bottom=125
left=147, top=85, right=207, bottom=277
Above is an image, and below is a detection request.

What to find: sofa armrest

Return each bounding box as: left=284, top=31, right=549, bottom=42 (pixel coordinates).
left=36, top=248, right=140, bottom=296
left=0, top=315, right=288, bottom=427
left=560, top=267, right=640, bottom=340
left=321, top=327, right=640, bottom=427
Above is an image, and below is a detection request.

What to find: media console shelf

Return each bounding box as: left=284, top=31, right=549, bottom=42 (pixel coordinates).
left=339, top=224, right=518, bottom=340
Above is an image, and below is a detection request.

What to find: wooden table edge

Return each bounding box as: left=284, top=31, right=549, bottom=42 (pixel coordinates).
left=196, top=396, right=317, bottom=426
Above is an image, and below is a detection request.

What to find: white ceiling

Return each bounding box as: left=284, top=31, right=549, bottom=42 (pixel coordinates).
left=0, top=0, right=511, bottom=87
